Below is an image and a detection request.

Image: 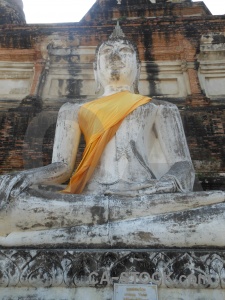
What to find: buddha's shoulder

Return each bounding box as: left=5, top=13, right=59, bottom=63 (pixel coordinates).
left=150, top=98, right=178, bottom=109
left=58, top=96, right=98, bottom=112
left=57, top=102, right=82, bottom=120
left=141, top=98, right=179, bottom=113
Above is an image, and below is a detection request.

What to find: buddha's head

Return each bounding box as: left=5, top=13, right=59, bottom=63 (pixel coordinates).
left=94, top=22, right=140, bottom=94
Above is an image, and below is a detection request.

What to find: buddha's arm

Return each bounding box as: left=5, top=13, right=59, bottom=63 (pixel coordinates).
left=0, top=103, right=81, bottom=201
left=51, top=102, right=81, bottom=183
left=154, top=103, right=195, bottom=191
left=105, top=102, right=195, bottom=196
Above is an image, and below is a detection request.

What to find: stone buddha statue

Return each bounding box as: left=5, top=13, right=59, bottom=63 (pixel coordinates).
left=0, top=23, right=194, bottom=200
left=0, top=23, right=224, bottom=248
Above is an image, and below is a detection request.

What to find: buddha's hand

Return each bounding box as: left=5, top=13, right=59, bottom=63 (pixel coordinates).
left=0, top=162, right=69, bottom=206
left=105, top=176, right=180, bottom=196
left=0, top=171, right=33, bottom=204
left=143, top=177, right=176, bottom=195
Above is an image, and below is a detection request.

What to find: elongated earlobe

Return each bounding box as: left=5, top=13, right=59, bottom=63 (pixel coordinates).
left=133, top=63, right=141, bottom=94
left=93, top=63, right=101, bottom=94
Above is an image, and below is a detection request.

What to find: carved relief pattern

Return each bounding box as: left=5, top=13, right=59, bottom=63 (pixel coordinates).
left=0, top=250, right=225, bottom=288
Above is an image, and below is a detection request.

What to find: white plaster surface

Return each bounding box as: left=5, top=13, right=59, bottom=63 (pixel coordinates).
left=42, top=58, right=191, bottom=100
left=139, top=61, right=190, bottom=98
left=42, top=45, right=96, bottom=100
left=198, top=33, right=225, bottom=98
left=0, top=287, right=112, bottom=300
left=38, top=37, right=192, bottom=101
left=0, top=62, right=33, bottom=99
left=0, top=287, right=224, bottom=300
left=159, top=288, right=225, bottom=300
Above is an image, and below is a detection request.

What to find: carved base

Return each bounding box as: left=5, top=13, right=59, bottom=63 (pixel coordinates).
left=1, top=249, right=225, bottom=299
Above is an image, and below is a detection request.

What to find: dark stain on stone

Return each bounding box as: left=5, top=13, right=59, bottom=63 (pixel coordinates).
left=100, top=252, right=118, bottom=268
left=141, top=25, right=159, bottom=97
left=154, top=203, right=223, bottom=225
left=67, top=79, right=83, bottom=98
left=212, top=34, right=225, bottom=44
left=111, top=252, right=156, bottom=278
left=138, top=231, right=160, bottom=243
left=10, top=94, right=43, bottom=113
left=90, top=206, right=106, bottom=224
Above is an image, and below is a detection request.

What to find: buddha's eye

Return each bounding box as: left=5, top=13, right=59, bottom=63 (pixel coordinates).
left=119, top=47, right=133, bottom=54
left=101, top=47, right=112, bottom=54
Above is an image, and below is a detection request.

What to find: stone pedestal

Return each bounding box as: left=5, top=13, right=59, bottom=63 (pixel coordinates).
left=1, top=249, right=225, bottom=299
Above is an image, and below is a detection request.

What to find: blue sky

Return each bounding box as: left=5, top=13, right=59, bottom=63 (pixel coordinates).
left=23, top=0, right=224, bottom=24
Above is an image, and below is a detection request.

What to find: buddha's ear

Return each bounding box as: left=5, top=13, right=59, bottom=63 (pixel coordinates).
left=93, top=62, right=101, bottom=94
left=133, top=63, right=141, bottom=94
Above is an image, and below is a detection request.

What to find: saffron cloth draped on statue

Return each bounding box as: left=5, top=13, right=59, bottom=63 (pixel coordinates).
left=63, top=91, right=151, bottom=194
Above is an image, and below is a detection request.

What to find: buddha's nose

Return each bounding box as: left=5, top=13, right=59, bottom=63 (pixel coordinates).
left=110, top=49, right=121, bottom=60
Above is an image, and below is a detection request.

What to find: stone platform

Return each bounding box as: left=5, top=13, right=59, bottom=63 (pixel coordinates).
left=1, top=191, right=225, bottom=248
left=1, top=248, right=225, bottom=299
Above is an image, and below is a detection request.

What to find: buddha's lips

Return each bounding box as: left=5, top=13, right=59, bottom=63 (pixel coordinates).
left=109, top=60, right=126, bottom=70
left=108, top=62, right=125, bottom=69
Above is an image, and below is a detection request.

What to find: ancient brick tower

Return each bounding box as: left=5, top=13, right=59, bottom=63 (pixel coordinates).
left=0, top=0, right=25, bottom=24
left=82, top=0, right=211, bottom=22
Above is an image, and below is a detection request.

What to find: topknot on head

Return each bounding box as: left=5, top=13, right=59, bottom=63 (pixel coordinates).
left=109, top=21, right=126, bottom=40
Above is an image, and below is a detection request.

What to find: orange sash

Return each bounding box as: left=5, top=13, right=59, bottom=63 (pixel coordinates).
left=63, top=91, right=151, bottom=194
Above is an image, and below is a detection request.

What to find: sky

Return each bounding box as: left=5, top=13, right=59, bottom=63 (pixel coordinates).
left=23, top=0, right=225, bottom=24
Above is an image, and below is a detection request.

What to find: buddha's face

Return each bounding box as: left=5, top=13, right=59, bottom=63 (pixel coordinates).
left=96, top=39, right=139, bottom=88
